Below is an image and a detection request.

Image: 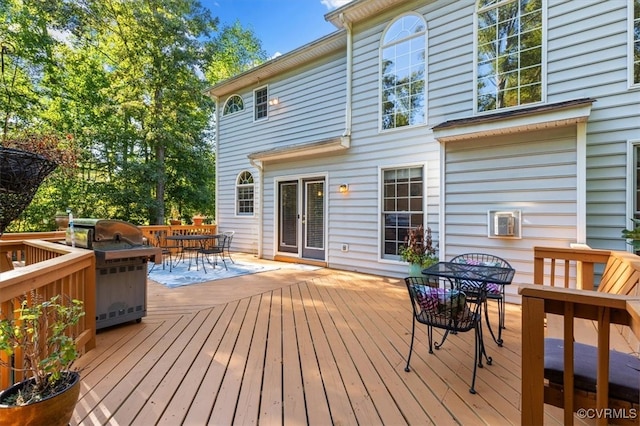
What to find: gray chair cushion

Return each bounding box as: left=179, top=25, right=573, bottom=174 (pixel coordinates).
left=544, top=337, right=640, bottom=403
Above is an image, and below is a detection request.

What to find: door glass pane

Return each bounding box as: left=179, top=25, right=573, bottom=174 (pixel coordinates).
left=306, top=181, right=324, bottom=250
left=280, top=182, right=297, bottom=248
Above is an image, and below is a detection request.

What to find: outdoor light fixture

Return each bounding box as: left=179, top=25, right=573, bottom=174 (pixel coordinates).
left=268, top=97, right=279, bottom=106
left=339, top=184, right=349, bottom=193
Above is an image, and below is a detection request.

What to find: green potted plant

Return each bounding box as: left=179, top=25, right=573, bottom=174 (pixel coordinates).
left=621, top=218, right=640, bottom=252
left=400, top=225, right=438, bottom=276
left=0, top=294, right=85, bottom=426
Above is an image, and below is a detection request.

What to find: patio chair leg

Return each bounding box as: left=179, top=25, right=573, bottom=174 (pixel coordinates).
left=469, top=323, right=480, bottom=394
left=405, top=318, right=416, bottom=372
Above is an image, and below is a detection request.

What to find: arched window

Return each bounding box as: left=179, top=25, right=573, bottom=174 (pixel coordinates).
left=223, top=95, right=244, bottom=116
left=380, top=13, right=427, bottom=130
left=236, top=171, right=254, bottom=216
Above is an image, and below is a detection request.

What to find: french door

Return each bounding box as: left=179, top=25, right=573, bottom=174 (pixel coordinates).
left=278, top=177, right=325, bottom=260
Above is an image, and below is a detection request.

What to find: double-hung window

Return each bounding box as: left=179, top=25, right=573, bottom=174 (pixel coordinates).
left=254, top=86, right=268, bottom=121
left=476, top=0, right=543, bottom=112
left=382, top=166, right=424, bottom=259
left=236, top=171, right=255, bottom=216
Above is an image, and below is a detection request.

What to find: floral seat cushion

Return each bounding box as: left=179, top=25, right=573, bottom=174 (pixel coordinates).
left=414, top=285, right=467, bottom=316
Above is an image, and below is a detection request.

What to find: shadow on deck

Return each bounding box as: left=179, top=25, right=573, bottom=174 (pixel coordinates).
left=72, top=254, right=533, bottom=425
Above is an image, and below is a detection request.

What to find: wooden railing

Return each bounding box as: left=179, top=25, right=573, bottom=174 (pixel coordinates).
left=521, top=246, right=640, bottom=425
left=138, top=224, right=217, bottom=246
left=0, top=239, right=96, bottom=389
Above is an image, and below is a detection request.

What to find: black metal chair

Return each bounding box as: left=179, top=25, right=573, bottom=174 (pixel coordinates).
left=404, top=275, right=488, bottom=394
left=198, top=234, right=228, bottom=272
left=222, top=230, right=235, bottom=263
left=450, top=253, right=512, bottom=346
left=148, top=231, right=178, bottom=273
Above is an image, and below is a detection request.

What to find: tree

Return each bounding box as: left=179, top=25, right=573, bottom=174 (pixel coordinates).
left=2, top=0, right=266, bottom=230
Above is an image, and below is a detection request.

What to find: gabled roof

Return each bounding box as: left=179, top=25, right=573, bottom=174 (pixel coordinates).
left=206, top=0, right=411, bottom=98
left=206, top=31, right=347, bottom=98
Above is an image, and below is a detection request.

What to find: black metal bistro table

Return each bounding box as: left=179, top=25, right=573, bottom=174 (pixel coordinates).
left=422, top=261, right=515, bottom=348
left=166, top=234, right=221, bottom=270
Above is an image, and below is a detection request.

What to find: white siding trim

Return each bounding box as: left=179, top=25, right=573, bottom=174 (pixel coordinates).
left=629, top=0, right=639, bottom=89
left=627, top=139, right=640, bottom=252
left=576, top=121, right=587, bottom=243
left=439, top=141, right=446, bottom=259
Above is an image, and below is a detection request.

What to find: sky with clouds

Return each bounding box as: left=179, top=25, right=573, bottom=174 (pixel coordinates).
left=202, top=0, right=355, bottom=57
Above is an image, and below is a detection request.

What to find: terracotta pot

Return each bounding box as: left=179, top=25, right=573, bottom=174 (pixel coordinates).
left=0, top=371, right=80, bottom=426
left=55, top=215, right=69, bottom=230
left=192, top=217, right=204, bottom=226
left=170, top=219, right=181, bottom=225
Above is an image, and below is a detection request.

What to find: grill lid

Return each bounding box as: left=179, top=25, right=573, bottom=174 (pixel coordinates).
left=66, top=219, right=144, bottom=248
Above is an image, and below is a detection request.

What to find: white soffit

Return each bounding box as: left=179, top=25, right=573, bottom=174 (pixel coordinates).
left=248, top=136, right=350, bottom=164
left=432, top=99, right=595, bottom=143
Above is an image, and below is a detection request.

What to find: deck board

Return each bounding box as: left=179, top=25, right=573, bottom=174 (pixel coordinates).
left=70, top=254, right=557, bottom=425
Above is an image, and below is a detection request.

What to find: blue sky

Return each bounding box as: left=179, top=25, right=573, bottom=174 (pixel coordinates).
left=201, top=0, right=353, bottom=58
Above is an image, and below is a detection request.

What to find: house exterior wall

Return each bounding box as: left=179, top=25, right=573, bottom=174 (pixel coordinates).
left=212, top=0, right=640, bottom=283
left=215, top=51, right=347, bottom=253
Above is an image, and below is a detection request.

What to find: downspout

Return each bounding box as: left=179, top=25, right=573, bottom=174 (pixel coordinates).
left=249, top=157, right=264, bottom=258
left=340, top=13, right=353, bottom=142
left=212, top=94, right=220, bottom=228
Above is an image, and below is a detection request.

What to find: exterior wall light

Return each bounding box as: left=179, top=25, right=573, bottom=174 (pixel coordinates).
left=339, top=184, right=349, bottom=193
left=268, top=97, right=279, bottom=106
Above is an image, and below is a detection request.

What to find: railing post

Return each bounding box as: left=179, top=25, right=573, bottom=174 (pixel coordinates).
left=521, top=295, right=545, bottom=425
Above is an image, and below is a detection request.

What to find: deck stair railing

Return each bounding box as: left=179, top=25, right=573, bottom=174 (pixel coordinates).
left=521, top=246, right=640, bottom=425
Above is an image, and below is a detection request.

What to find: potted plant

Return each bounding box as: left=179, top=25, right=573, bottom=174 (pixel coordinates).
left=192, top=214, right=205, bottom=226
left=0, top=294, right=85, bottom=426
left=400, top=225, right=438, bottom=276
left=621, top=218, right=640, bottom=252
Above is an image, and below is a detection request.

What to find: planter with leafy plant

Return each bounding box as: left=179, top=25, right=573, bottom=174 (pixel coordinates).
left=621, top=218, right=640, bottom=252
left=0, top=294, right=85, bottom=426
left=400, top=225, right=438, bottom=276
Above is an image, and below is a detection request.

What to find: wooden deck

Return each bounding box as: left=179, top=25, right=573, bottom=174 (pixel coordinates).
left=70, top=254, right=555, bottom=425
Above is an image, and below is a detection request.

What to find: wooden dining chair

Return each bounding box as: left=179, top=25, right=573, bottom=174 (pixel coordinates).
left=404, top=275, right=487, bottom=394
left=450, top=253, right=512, bottom=346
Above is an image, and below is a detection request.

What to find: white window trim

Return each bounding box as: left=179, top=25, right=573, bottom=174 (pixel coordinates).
left=377, top=162, right=428, bottom=265
left=253, top=85, right=269, bottom=122
left=222, top=94, right=244, bottom=116
left=378, top=12, right=428, bottom=133
left=629, top=0, right=640, bottom=89
left=472, top=0, right=548, bottom=115
left=235, top=170, right=255, bottom=217
left=627, top=139, right=640, bottom=252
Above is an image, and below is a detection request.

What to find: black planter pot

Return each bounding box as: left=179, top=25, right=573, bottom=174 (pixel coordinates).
left=0, top=371, right=80, bottom=426
left=0, top=146, right=58, bottom=234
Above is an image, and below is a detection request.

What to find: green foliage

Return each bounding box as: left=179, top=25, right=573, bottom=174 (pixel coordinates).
left=0, top=295, right=84, bottom=405
left=400, top=225, right=438, bottom=268
left=1, top=0, right=264, bottom=229
left=621, top=218, right=640, bottom=251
